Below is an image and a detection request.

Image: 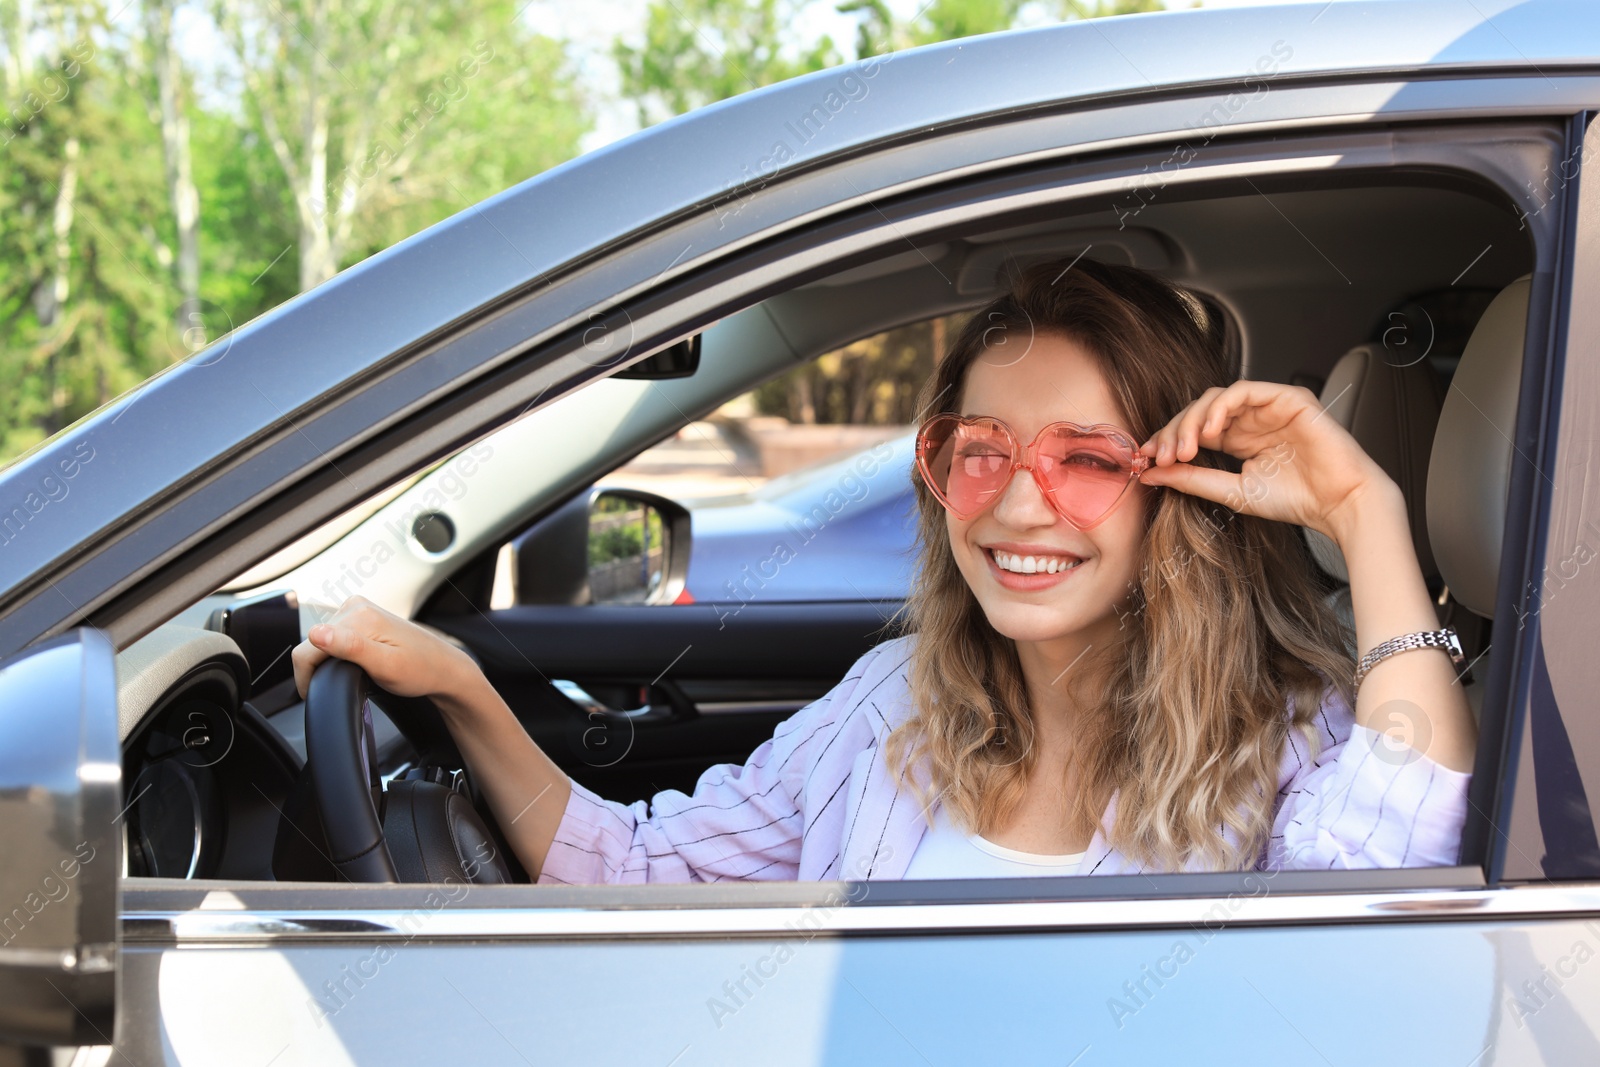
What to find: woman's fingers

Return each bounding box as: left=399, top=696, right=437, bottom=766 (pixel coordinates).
left=291, top=598, right=387, bottom=697
left=1191, top=381, right=1286, bottom=450
left=291, top=634, right=329, bottom=699
left=1145, top=381, right=1324, bottom=468
left=292, top=620, right=360, bottom=698
left=290, top=595, right=465, bottom=702
left=1139, top=381, right=1395, bottom=534
left=1145, top=386, right=1216, bottom=463
left=1173, top=386, right=1228, bottom=461
left=1137, top=460, right=1240, bottom=507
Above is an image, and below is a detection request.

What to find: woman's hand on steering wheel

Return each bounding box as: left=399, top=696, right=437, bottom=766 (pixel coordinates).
left=294, top=598, right=573, bottom=882
left=292, top=596, right=474, bottom=702
left=1135, top=380, right=1397, bottom=547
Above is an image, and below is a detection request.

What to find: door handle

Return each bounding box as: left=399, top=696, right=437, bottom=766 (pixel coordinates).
left=551, top=679, right=649, bottom=717
left=551, top=678, right=697, bottom=722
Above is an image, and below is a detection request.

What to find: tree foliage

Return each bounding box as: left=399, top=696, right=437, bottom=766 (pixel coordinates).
left=216, top=0, right=586, bottom=289
left=1, top=8, right=174, bottom=458
left=615, top=0, right=841, bottom=125
left=753, top=315, right=969, bottom=426
left=0, top=0, right=586, bottom=465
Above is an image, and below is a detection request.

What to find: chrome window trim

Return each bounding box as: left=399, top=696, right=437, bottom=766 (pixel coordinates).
left=123, top=882, right=1600, bottom=946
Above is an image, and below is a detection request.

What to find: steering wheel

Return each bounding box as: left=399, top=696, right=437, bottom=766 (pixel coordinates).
left=305, top=658, right=512, bottom=884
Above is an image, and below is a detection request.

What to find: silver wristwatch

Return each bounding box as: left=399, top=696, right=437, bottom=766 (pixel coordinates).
left=1354, top=627, right=1465, bottom=692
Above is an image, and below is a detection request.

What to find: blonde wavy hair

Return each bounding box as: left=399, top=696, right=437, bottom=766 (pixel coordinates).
left=885, top=258, right=1356, bottom=872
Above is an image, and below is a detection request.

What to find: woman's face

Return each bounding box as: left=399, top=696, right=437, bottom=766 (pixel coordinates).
left=947, top=332, right=1150, bottom=651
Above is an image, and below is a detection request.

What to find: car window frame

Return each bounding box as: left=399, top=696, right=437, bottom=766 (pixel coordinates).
left=103, top=110, right=1592, bottom=940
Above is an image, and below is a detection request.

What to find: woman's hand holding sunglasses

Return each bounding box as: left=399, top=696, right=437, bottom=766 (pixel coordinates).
left=1136, top=380, right=1399, bottom=547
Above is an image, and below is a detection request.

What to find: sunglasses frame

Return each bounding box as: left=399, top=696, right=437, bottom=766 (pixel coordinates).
left=914, top=413, right=1151, bottom=530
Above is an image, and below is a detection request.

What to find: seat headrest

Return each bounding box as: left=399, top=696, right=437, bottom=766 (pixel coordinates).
left=1426, top=275, right=1531, bottom=618
left=1304, top=343, right=1445, bottom=584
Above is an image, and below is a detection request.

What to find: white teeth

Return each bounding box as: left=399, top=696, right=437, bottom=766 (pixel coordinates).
left=992, top=550, right=1081, bottom=575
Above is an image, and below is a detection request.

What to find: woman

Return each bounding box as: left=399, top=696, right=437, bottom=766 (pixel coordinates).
left=292, top=257, right=1475, bottom=881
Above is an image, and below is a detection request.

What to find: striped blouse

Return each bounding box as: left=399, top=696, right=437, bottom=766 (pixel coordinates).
left=536, top=634, right=1472, bottom=884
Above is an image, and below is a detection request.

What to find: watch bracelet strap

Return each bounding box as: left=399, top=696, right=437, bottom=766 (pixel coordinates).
left=1353, top=627, right=1464, bottom=692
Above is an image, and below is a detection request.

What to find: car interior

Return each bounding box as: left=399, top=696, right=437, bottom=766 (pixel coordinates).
left=116, top=131, right=1542, bottom=888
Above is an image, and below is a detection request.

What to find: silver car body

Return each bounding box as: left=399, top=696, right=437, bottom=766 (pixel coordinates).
left=1, top=1, right=1599, bottom=1063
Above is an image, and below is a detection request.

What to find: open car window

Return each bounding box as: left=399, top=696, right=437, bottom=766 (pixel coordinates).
left=127, top=110, right=1569, bottom=909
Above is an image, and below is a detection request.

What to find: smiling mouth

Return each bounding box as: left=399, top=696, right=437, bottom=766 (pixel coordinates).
left=987, top=549, right=1084, bottom=575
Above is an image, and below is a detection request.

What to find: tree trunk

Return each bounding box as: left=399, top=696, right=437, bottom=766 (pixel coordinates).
left=296, top=98, right=335, bottom=289
left=2, top=0, right=35, bottom=95
left=297, top=0, right=336, bottom=291
left=146, top=0, right=203, bottom=344
left=33, top=135, right=79, bottom=434
left=793, top=370, right=816, bottom=425
left=849, top=356, right=871, bottom=424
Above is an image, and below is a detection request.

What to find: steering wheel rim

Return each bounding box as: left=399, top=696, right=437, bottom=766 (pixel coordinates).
left=305, top=658, right=399, bottom=882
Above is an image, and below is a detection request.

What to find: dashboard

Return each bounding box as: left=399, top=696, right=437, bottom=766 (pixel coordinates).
left=123, top=691, right=230, bottom=878
left=118, top=623, right=302, bottom=881
left=118, top=597, right=425, bottom=883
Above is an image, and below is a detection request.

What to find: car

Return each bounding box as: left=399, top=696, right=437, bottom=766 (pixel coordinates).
left=3, top=0, right=1600, bottom=1062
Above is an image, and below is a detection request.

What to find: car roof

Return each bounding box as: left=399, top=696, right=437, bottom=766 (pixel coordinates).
left=1, top=0, right=1594, bottom=617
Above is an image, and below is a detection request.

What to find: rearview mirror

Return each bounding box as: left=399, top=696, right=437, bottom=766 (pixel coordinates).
left=0, top=629, right=120, bottom=1049
left=614, top=335, right=700, bottom=380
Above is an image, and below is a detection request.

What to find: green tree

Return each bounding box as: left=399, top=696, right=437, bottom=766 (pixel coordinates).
left=615, top=0, right=840, bottom=126
left=753, top=314, right=970, bottom=426
left=839, top=0, right=1164, bottom=57
left=141, top=0, right=203, bottom=348
left=0, top=0, right=1168, bottom=469
left=1063, top=0, right=1167, bottom=15
left=216, top=0, right=588, bottom=291
left=0, top=6, right=176, bottom=458
left=0, top=0, right=592, bottom=468
left=187, top=107, right=300, bottom=330
left=904, top=0, right=1021, bottom=46
left=345, top=30, right=587, bottom=263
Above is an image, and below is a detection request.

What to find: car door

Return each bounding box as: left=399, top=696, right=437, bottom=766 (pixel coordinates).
left=107, top=72, right=1600, bottom=1067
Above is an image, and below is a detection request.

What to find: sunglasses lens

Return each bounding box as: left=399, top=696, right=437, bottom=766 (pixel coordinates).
left=919, top=417, right=1012, bottom=518
left=917, top=417, right=1141, bottom=528
left=1036, top=427, right=1139, bottom=528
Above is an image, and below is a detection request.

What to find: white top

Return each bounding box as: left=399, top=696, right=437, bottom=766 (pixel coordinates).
left=902, top=803, right=1086, bottom=879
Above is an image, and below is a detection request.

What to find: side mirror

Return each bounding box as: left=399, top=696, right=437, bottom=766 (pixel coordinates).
left=510, top=488, right=689, bottom=606
left=586, top=491, right=687, bottom=604
left=0, top=629, right=120, bottom=1049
